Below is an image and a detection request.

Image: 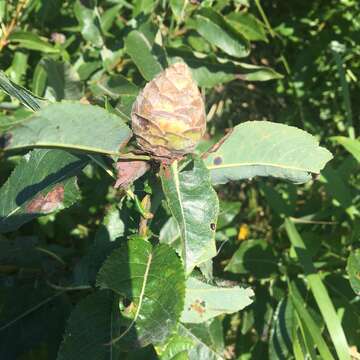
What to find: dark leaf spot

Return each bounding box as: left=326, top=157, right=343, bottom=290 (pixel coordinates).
left=190, top=299, right=206, bottom=316
left=210, top=223, right=216, bottom=230
left=213, top=156, right=223, bottom=166
left=0, top=133, right=12, bottom=149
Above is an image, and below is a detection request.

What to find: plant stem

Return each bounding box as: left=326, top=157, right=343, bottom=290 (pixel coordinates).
left=0, top=0, right=29, bottom=52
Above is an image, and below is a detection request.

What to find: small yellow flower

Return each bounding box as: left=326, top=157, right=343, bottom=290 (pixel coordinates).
left=237, top=224, right=249, bottom=241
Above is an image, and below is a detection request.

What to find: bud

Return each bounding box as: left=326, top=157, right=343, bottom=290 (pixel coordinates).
left=131, top=62, right=206, bottom=160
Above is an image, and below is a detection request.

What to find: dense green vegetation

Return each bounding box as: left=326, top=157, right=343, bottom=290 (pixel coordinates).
left=0, top=1, right=359, bottom=359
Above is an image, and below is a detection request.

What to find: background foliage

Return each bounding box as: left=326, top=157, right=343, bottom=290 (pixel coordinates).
left=0, top=0, right=359, bottom=359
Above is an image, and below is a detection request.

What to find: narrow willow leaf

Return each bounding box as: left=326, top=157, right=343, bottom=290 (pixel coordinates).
left=74, top=0, right=103, bottom=47
left=3, top=102, right=132, bottom=155
left=91, top=74, right=139, bottom=98
left=169, top=0, right=187, bottom=21
left=193, top=8, right=250, bottom=58
left=167, top=47, right=282, bottom=87
left=285, top=219, right=350, bottom=360
left=8, top=31, right=60, bottom=53
left=289, top=282, right=335, bottom=360
left=235, top=62, right=283, bottom=81
left=346, top=250, right=360, bottom=295
left=205, top=121, right=333, bottom=185
left=181, top=277, right=253, bottom=323
left=226, top=12, right=267, bottom=42
left=332, top=136, right=360, bottom=162
left=160, top=157, right=219, bottom=275
left=125, top=30, right=163, bottom=81
left=0, top=71, right=46, bottom=111
left=57, top=291, right=121, bottom=360
left=96, top=237, right=185, bottom=347
left=0, top=149, right=87, bottom=233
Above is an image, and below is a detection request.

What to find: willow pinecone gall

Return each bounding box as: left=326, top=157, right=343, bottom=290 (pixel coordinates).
left=131, top=62, right=206, bottom=160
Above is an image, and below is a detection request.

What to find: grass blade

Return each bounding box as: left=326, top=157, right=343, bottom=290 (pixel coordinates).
left=285, top=219, right=350, bottom=360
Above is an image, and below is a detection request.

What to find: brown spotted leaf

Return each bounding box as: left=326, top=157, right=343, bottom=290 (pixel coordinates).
left=114, top=160, right=150, bottom=188
left=0, top=149, right=87, bottom=233
left=181, top=277, right=254, bottom=323
left=204, top=121, right=333, bottom=185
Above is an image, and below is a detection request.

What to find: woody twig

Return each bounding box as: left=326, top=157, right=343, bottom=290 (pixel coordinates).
left=0, top=0, right=29, bottom=52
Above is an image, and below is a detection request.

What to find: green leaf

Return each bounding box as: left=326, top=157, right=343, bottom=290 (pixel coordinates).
left=3, top=102, right=132, bottom=155
left=40, top=59, right=83, bottom=101
left=285, top=219, right=350, bottom=360
left=91, top=74, right=139, bottom=98
left=125, top=30, right=163, bottom=81
left=0, top=71, right=47, bottom=111
left=234, top=62, right=283, bottom=81
left=159, top=216, right=181, bottom=253
left=226, top=12, right=267, bottom=42
left=7, top=51, right=28, bottom=84
left=133, top=0, right=156, bottom=16
left=192, top=8, right=250, bottom=58
left=269, top=297, right=296, bottom=359
left=0, top=285, right=68, bottom=360
left=96, top=237, right=185, bottom=347
left=332, top=136, right=360, bottom=162
left=74, top=0, right=103, bottom=47
left=321, top=165, right=354, bottom=211
left=289, top=282, right=335, bottom=360
left=347, top=250, right=360, bottom=295
left=169, top=0, right=187, bottom=21
left=0, top=237, right=41, bottom=267
left=178, top=322, right=225, bottom=360
left=204, top=121, right=333, bottom=185
left=225, top=239, right=278, bottom=278
left=158, top=334, right=194, bottom=360
left=181, top=277, right=253, bottom=323
left=167, top=47, right=282, bottom=87
left=8, top=31, right=60, bottom=53
left=0, top=149, right=87, bottom=233
left=57, top=291, right=121, bottom=360
left=160, top=158, right=219, bottom=275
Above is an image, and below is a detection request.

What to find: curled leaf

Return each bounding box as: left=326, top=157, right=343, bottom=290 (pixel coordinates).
left=115, top=160, right=150, bottom=188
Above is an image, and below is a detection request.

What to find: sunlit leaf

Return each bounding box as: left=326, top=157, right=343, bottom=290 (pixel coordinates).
left=226, top=12, right=267, bottom=42
left=347, top=250, right=360, bottom=295
left=181, top=277, right=254, bottom=323
left=125, top=30, right=163, bottom=81
left=96, top=237, right=185, bottom=347
left=9, top=31, right=60, bottom=53
left=160, top=157, right=219, bottom=275
left=2, top=102, right=132, bottom=155
left=74, top=0, right=103, bottom=47
left=332, top=136, right=360, bottom=162
left=205, top=121, right=333, bottom=184
left=192, top=8, right=250, bottom=58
